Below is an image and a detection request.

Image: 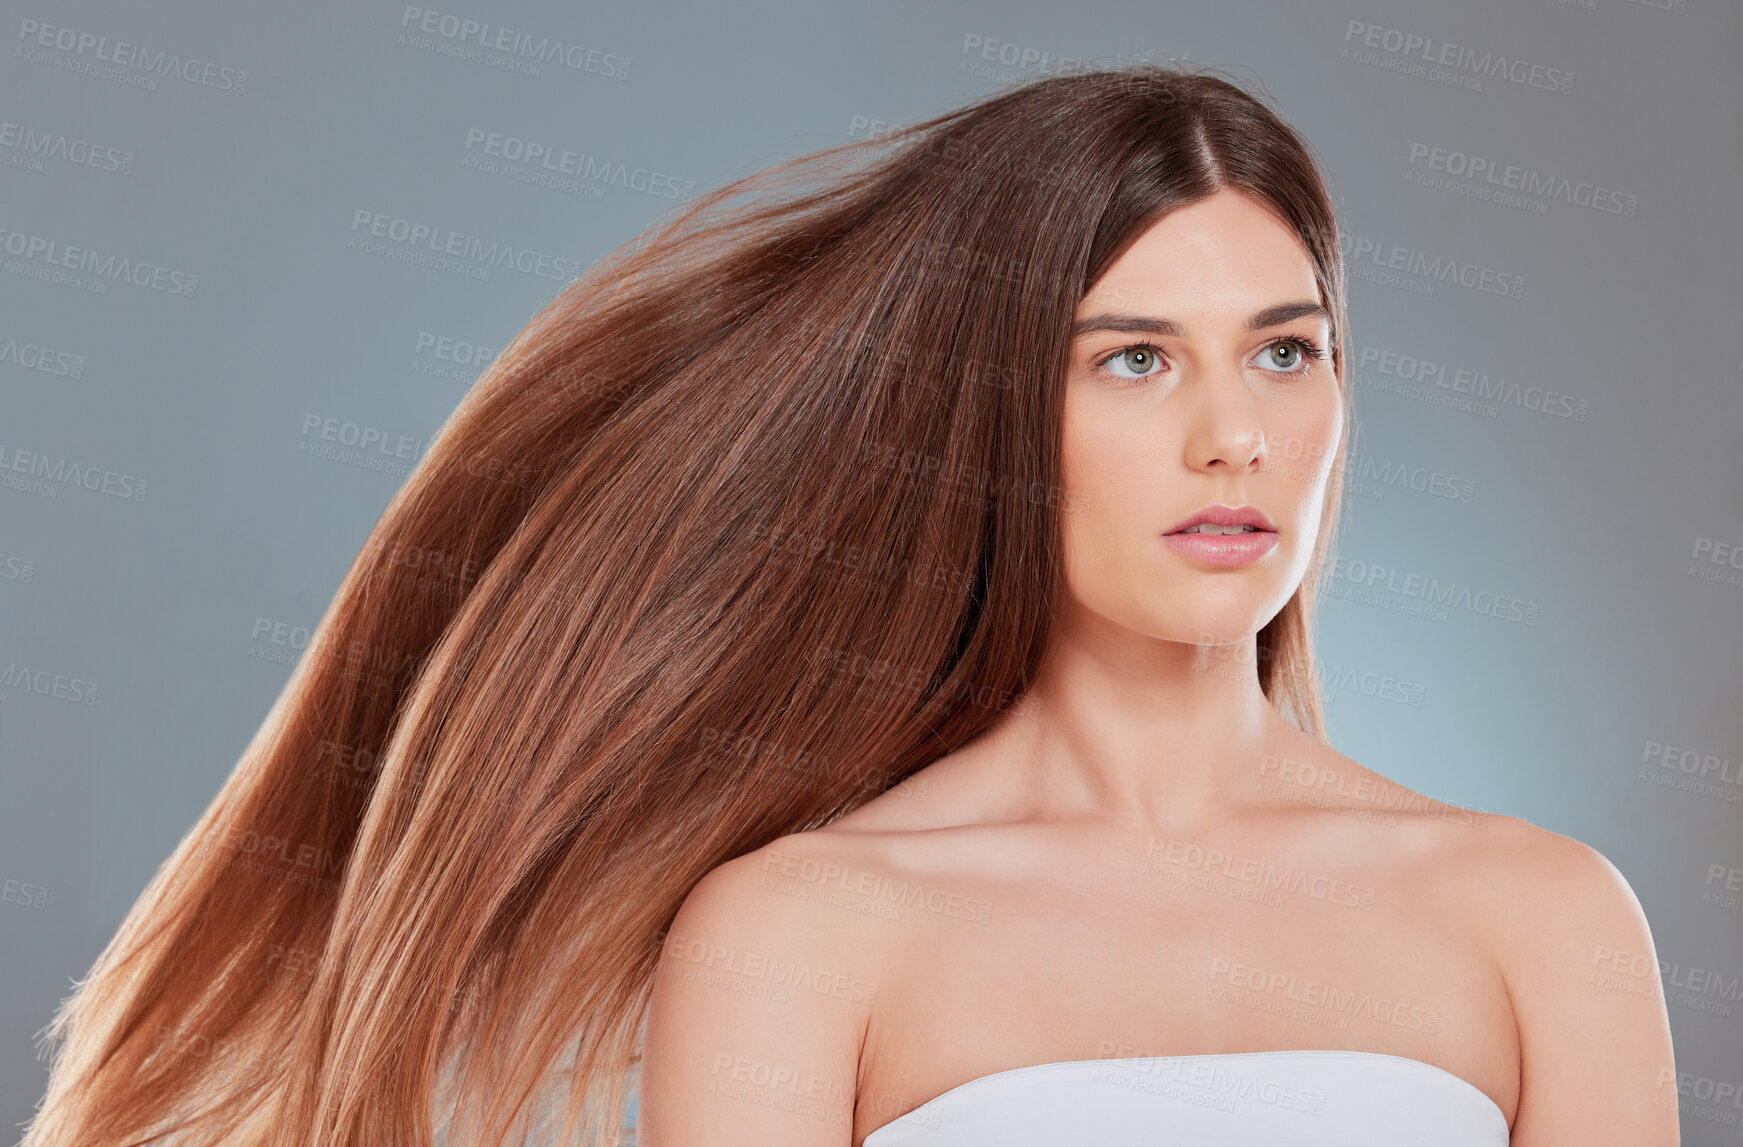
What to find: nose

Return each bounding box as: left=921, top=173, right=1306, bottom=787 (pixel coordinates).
left=1182, top=364, right=1267, bottom=473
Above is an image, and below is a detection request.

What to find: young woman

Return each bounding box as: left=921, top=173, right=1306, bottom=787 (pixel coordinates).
left=24, top=65, right=1674, bottom=1147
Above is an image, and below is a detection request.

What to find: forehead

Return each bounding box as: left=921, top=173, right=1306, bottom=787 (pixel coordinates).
left=1081, top=188, right=1320, bottom=316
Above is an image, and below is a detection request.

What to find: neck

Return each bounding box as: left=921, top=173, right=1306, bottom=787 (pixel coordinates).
left=976, top=600, right=1290, bottom=837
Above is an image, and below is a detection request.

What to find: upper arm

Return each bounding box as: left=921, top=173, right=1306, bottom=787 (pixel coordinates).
left=637, top=834, right=879, bottom=1147
left=1493, top=822, right=1679, bottom=1145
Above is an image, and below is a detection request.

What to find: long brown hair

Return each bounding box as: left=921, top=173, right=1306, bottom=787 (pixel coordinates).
left=24, top=62, right=1351, bottom=1147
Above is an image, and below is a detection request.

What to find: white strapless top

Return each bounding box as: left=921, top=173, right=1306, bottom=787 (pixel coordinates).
left=861, top=1050, right=1509, bottom=1145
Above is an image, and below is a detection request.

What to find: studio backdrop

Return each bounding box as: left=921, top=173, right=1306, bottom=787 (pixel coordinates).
left=1, top=0, right=1739, bottom=1142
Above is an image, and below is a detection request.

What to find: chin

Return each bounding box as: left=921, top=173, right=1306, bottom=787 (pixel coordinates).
left=1178, top=625, right=1260, bottom=647
left=1146, top=590, right=1278, bottom=645
left=1145, top=608, right=1267, bottom=647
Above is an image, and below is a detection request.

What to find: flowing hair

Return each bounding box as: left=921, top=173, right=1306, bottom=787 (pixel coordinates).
left=23, top=61, right=1351, bottom=1147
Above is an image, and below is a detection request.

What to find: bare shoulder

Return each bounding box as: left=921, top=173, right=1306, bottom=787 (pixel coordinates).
left=1439, top=811, right=1663, bottom=1021
left=1333, top=767, right=1659, bottom=987
left=662, top=825, right=901, bottom=993
left=1266, top=737, right=1675, bottom=1140
left=1435, top=810, right=1652, bottom=950
left=1265, top=733, right=1661, bottom=992
left=639, top=828, right=894, bottom=1147
left=1435, top=812, right=1678, bottom=1143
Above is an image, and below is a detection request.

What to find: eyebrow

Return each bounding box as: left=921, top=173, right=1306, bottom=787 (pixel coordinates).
left=1072, top=301, right=1331, bottom=339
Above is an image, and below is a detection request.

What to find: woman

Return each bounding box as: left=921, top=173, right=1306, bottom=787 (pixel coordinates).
left=25, top=64, right=1674, bottom=1147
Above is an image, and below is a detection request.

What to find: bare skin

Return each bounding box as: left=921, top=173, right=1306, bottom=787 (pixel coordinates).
left=638, top=188, right=1677, bottom=1146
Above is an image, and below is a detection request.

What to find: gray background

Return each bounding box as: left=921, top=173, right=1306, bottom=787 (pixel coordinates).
left=2, top=0, right=1740, bottom=1140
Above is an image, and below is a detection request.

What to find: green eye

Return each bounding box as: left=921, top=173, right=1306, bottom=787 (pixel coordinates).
left=1258, top=337, right=1329, bottom=376
left=1099, top=344, right=1164, bottom=380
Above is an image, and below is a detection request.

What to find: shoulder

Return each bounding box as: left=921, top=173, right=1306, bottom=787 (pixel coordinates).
left=1440, top=814, right=1676, bottom=1139
left=663, top=826, right=899, bottom=978
left=1265, top=734, right=1655, bottom=986
left=639, top=829, right=890, bottom=1144
left=1416, top=808, right=1655, bottom=978
left=1443, top=811, right=1650, bottom=946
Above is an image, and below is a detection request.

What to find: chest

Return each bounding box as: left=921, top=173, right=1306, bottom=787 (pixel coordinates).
left=851, top=861, right=1519, bottom=1143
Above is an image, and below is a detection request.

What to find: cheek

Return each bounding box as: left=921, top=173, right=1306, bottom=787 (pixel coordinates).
left=1059, top=406, right=1162, bottom=574
left=1062, top=396, right=1164, bottom=497
left=1270, top=388, right=1343, bottom=479
left=1059, top=487, right=1139, bottom=610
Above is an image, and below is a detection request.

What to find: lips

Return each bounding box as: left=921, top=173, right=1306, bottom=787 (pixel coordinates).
left=1161, top=503, right=1279, bottom=567
left=1162, top=504, right=1277, bottom=535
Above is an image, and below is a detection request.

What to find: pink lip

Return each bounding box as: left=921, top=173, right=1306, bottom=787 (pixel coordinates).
left=1163, top=504, right=1277, bottom=533
left=1161, top=503, right=1279, bottom=567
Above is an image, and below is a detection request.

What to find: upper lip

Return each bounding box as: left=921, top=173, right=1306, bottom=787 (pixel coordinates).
left=1163, top=503, right=1277, bottom=534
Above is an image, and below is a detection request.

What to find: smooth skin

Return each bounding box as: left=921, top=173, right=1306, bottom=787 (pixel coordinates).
left=638, top=188, right=1678, bottom=1146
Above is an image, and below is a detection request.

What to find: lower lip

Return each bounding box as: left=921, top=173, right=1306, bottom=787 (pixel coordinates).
left=1161, top=529, right=1280, bottom=566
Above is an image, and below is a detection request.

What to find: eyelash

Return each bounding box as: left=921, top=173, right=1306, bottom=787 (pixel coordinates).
left=1093, top=335, right=1330, bottom=382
